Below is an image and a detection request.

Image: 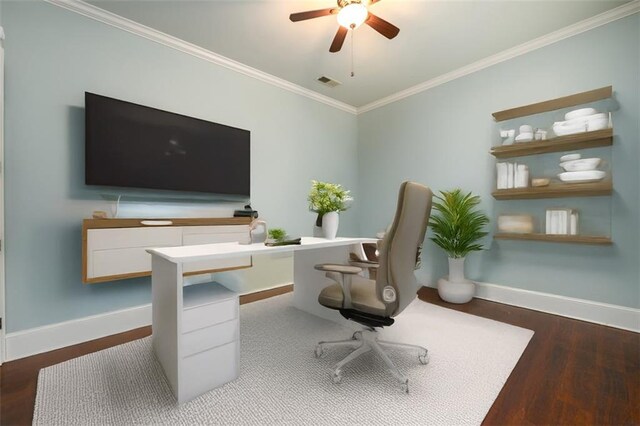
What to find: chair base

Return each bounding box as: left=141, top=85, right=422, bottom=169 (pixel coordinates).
left=315, top=328, right=429, bottom=393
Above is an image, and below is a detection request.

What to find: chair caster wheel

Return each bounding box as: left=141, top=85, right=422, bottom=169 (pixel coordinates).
left=331, top=370, right=343, bottom=384
left=314, top=345, right=325, bottom=358
left=418, top=352, right=429, bottom=365
left=351, top=331, right=362, bottom=340
left=400, top=380, right=409, bottom=394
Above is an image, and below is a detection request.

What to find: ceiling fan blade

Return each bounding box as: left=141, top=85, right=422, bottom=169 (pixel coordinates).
left=329, top=26, right=348, bottom=53
left=365, top=13, right=400, bottom=39
left=289, top=8, right=338, bottom=22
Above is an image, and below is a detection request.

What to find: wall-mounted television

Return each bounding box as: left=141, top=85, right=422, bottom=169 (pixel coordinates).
left=85, top=92, right=250, bottom=196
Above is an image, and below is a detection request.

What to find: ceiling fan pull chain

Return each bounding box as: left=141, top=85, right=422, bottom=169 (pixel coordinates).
left=350, top=25, right=355, bottom=77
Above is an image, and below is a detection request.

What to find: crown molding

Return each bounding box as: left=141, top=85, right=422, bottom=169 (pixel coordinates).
left=356, top=1, right=640, bottom=114
left=43, top=0, right=638, bottom=116
left=42, top=0, right=358, bottom=115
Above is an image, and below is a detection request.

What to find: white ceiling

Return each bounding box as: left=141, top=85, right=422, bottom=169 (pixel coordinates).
left=88, top=0, right=628, bottom=107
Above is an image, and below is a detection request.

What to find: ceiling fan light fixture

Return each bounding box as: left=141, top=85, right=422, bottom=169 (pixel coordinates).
left=337, top=3, right=368, bottom=29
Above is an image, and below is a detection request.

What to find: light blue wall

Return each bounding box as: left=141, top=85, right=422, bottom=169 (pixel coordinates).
left=3, top=2, right=359, bottom=332
left=358, top=14, right=640, bottom=308
left=3, top=2, right=638, bottom=334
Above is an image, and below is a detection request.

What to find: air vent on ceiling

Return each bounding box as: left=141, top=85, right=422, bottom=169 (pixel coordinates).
left=317, top=76, right=341, bottom=88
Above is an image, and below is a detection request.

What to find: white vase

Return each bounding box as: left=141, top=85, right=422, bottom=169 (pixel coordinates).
left=448, top=257, right=466, bottom=282
left=437, top=257, right=475, bottom=304
left=322, top=211, right=339, bottom=240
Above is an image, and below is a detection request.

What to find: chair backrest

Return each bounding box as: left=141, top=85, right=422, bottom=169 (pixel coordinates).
left=376, top=181, right=433, bottom=317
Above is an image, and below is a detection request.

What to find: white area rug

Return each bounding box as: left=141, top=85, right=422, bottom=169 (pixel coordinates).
left=34, top=293, right=533, bottom=425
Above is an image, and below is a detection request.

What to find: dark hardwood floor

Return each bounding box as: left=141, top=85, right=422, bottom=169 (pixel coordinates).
left=1, top=286, right=638, bottom=425
left=419, top=288, right=640, bottom=426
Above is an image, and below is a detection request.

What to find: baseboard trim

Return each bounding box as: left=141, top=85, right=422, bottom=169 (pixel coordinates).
left=4, top=283, right=294, bottom=361
left=427, top=281, right=639, bottom=333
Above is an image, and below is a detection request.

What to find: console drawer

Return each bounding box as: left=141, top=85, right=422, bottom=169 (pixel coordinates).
left=87, top=227, right=182, bottom=279
left=91, top=247, right=153, bottom=278
left=88, top=227, right=182, bottom=250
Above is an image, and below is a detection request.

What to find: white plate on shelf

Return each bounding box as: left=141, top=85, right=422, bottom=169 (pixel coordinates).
left=558, top=170, right=606, bottom=183
left=560, top=153, right=581, bottom=162
left=565, top=107, right=597, bottom=120
left=560, top=158, right=601, bottom=172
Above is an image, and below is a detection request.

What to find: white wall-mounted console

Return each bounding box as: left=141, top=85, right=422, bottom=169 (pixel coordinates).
left=82, top=217, right=252, bottom=283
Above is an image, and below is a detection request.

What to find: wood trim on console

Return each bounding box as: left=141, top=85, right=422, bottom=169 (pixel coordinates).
left=84, top=217, right=251, bottom=229
left=82, top=217, right=253, bottom=284
left=83, top=271, right=153, bottom=285
left=239, top=284, right=294, bottom=305
left=182, top=263, right=252, bottom=277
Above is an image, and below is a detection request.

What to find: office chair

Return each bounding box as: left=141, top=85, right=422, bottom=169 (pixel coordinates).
left=314, top=181, right=433, bottom=393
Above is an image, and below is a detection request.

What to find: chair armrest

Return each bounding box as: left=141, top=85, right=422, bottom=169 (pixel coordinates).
left=314, top=264, right=362, bottom=309
left=348, top=261, right=379, bottom=269
left=314, top=264, right=362, bottom=274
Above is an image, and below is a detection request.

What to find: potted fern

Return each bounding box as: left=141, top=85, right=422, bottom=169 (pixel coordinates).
left=308, top=180, right=352, bottom=240
left=429, top=189, right=489, bottom=303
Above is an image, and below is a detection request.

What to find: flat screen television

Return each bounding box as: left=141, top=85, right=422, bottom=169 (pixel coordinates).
left=85, top=92, right=250, bottom=196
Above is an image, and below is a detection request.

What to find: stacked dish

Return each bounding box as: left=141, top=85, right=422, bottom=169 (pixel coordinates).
left=552, top=108, right=610, bottom=136
left=515, top=125, right=533, bottom=142
left=558, top=153, right=605, bottom=183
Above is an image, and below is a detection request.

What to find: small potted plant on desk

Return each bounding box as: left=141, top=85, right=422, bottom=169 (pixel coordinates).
left=429, top=189, right=489, bottom=304
left=267, top=228, right=287, bottom=244
left=308, top=180, right=352, bottom=240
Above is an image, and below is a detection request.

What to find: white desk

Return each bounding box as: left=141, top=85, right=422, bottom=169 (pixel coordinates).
left=147, top=237, right=374, bottom=403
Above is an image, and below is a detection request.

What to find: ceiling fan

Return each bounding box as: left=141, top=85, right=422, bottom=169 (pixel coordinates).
left=289, top=0, right=400, bottom=53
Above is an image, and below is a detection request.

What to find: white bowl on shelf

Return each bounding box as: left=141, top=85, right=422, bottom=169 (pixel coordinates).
left=558, top=170, right=606, bottom=183
left=560, top=153, right=581, bottom=162
left=563, top=112, right=607, bottom=126
left=565, top=107, right=597, bottom=120
left=560, top=158, right=601, bottom=172
left=515, top=132, right=533, bottom=142
left=553, top=123, right=587, bottom=136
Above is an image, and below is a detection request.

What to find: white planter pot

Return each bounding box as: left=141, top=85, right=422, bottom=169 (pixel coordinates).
left=437, top=278, right=475, bottom=304
left=448, top=257, right=466, bottom=282
left=437, top=257, right=475, bottom=304
left=322, top=211, right=339, bottom=240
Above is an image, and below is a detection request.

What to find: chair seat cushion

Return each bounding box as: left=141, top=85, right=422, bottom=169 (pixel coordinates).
left=318, top=275, right=387, bottom=317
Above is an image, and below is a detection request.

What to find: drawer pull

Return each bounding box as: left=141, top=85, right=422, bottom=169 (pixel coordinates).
left=140, top=220, right=174, bottom=226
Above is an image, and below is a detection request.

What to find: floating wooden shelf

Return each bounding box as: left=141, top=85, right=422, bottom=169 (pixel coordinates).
left=490, top=128, right=612, bottom=159
left=492, top=86, right=612, bottom=122
left=492, top=181, right=612, bottom=200
left=494, top=233, right=612, bottom=245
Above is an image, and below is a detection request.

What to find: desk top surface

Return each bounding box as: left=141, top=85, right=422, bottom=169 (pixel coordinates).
left=147, top=237, right=376, bottom=264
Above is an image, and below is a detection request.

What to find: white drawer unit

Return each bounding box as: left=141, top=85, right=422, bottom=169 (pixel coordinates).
left=181, top=319, right=239, bottom=357
left=183, top=297, right=237, bottom=333
left=82, top=218, right=252, bottom=283
left=173, top=282, right=240, bottom=403
left=179, top=341, right=239, bottom=403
